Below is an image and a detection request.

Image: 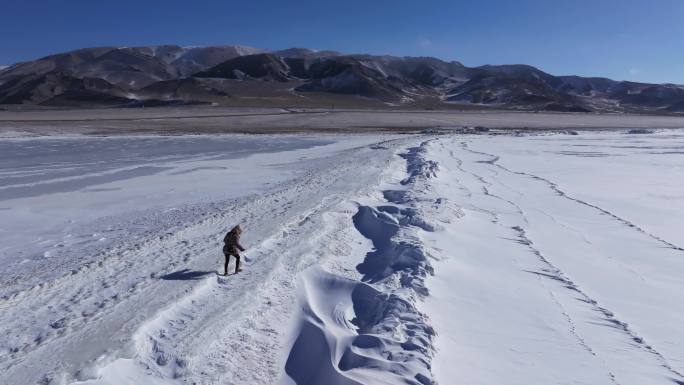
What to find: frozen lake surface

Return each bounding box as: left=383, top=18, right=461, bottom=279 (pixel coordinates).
left=0, top=135, right=379, bottom=294
left=1, top=130, right=683, bottom=385
left=421, top=130, right=684, bottom=385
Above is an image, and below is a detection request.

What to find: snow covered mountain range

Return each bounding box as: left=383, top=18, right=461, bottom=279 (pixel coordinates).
left=1, top=45, right=684, bottom=112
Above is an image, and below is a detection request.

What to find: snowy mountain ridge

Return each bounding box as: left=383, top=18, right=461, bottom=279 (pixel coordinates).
left=2, top=45, right=684, bottom=112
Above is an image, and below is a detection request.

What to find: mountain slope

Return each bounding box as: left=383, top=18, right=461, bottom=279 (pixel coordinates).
left=194, top=53, right=291, bottom=82
left=1, top=44, right=683, bottom=112
left=0, top=71, right=132, bottom=105
left=447, top=72, right=590, bottom=112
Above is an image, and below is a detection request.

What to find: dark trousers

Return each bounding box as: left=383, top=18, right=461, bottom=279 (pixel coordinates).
left=224, top=252, right=241, bottom=274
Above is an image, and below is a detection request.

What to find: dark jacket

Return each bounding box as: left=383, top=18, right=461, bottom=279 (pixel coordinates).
left=223, top=231, right=245, bottom=255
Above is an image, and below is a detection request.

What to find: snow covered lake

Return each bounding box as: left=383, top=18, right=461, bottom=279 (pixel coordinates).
left=0, top=135, right=378, bottom=294
left=1, top=130, right=683, bottom=385
left=423, top=130, right=684, bottom=385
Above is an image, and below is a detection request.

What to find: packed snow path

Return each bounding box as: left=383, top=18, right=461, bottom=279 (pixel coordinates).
left=2, top=131, right=684, bottom=385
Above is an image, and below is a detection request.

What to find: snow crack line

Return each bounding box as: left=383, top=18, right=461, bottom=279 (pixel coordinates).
left=459, top=139, right=684, bottom=382
left=461, top=141, right=684, bottom=252
left=511, top=225, right=684, bottom=382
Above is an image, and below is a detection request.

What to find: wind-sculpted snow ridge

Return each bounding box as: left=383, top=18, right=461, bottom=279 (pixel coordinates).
left=353, top=205, right=434, bottom=294
left=399, top=143, right=439, bottom=186
left=282, top=140, right=455, bottom=385
left=362, top=141, right=455, bottom=294
left=284, top=267, right=434, bottom=385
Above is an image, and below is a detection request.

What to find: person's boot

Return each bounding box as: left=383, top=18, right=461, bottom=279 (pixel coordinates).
left=235, top=258, right=241, bottom=274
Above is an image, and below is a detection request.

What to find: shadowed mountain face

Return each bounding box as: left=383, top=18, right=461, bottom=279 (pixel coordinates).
left=1, top=45, right=683, bottom=112
left=0, top=71, right=130, bottom=105
left=195, top=54, right=291, bottom=82
left=446, top=71, right=590, bottom=112
left=296, top=56, right=408, bottom=99
left=136, top=77, right=230, bottom=100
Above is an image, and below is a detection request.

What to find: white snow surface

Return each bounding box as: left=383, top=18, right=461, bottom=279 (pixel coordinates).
left=2, top=130, right=684, bottom=385
left=423, top=130, right=684, bottom=385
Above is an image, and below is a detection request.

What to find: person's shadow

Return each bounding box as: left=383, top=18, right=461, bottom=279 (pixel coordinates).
left=160, top=269, right=214, bottom=281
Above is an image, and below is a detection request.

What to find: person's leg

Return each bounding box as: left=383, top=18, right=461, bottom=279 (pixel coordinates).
left=224, top=253, right=230, bottom=276
left=234, top=253, right=241, bottom=273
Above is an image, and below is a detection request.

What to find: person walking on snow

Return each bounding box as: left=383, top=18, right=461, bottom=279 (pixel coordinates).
left=223, top=225, right=246, bottom=275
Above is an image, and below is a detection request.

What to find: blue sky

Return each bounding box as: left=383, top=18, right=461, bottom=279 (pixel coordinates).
left=2, top=0, right=683, bottom=84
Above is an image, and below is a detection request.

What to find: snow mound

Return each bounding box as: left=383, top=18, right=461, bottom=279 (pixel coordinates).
left=353, top=205, right=433, bottom=294
left=283, top=267, right=433, bottom=385
left=399, top=143, right=439, bottom=185
left=282, top=140, right=447, bottom=385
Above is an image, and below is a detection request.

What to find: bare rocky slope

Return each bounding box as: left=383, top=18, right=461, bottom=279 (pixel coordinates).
left=1, top=45, right=684, bottom=113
